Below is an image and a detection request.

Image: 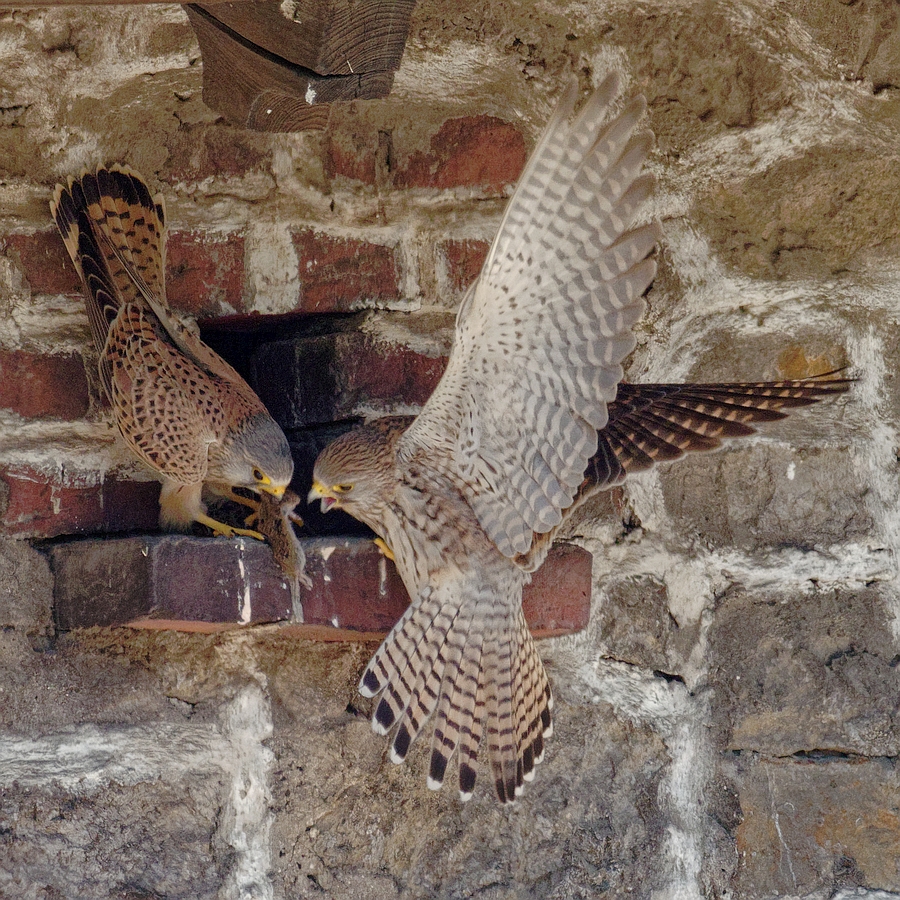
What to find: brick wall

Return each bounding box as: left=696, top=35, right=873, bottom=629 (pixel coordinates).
left=1, top=1, right=899, bottom=899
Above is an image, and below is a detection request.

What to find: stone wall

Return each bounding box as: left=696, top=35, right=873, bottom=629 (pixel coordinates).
left=0, top=1, right=899, bottom=898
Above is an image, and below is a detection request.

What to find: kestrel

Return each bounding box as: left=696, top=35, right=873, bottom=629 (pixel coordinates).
left=51, top=167, right=293, bottom=536
left=310, top=75, right=849, bottom=803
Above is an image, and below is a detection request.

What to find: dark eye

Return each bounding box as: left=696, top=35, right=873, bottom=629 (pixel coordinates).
left=253, top=468, right=265, bottom=482
left=333, top=484, right=353, bottom=494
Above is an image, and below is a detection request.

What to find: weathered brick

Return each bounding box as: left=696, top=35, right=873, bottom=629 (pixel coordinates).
left=254, top=330, right=447, bottom=427
left=166, top=231, right=246, bottom=318
left=163, top=124, right=273, bottom=183
left=324, top=122, right=380, bottom=185
left=0, top=350, right=89, bottom=420
left=442, top=239, right=490, bottom=293
left=49, top=534, right=591, bottom=636
left=291, top=229, right=402, bottom=312
left=51, top=534, right=293, bottom=630
left=0, top=467, right=158, bottom=538
left=0, top=231, right=80, bottom=295
left=395, top=116, right=526, bottom=191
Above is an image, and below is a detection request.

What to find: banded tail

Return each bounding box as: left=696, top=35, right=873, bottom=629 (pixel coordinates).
left=359, top=581, right=551, bottom=803
left=51, top=165, right=167, bottom=359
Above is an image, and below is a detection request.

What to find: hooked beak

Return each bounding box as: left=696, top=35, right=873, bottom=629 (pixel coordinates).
left=258, top=483, right=287, bottom=500
left=308, top=479, right=337, bottom=512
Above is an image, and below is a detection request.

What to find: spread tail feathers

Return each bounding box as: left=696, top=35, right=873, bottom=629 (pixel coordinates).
left=51, top=165, right=167, bottom=357
left=359, top=583, right=552, bottom=803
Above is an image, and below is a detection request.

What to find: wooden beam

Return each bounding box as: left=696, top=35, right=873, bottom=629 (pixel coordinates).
left=197, top=0, right=415, bottom=75
left=2, top=0, right=254, bottom=6
left=185, top=4, right=396, bottom=131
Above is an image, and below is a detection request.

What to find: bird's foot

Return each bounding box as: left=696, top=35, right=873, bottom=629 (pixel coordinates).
left=196, top=513, right=265, bottom=541
left=373, top=537, right=395, bottom=561
left=224, top=488, right=261, bottom=512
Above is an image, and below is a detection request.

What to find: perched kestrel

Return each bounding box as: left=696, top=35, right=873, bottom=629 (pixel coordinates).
left=310, top=75, right=849, bottom=803
left=51, top=167, right=293, bottom=536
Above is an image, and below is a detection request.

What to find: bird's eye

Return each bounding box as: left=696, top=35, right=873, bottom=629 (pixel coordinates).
left=332, top=484, right=353, bottom=494
left=253, top=468, right=269, bottom=484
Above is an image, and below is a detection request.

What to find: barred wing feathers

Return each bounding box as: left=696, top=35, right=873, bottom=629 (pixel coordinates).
left=582, top=376, right=852, bottom=492
left=400, top=74, right=659, bottom=557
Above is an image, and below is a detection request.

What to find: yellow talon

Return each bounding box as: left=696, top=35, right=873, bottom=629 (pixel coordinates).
left=196, top=513, right=265, bottom=541
left=373, top=537, right=395, bottom=561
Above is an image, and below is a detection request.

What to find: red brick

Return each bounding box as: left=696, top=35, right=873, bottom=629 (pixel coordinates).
left=51, top=534, right=292, bottom=630
left=324, top=127, right=379, bottom=185
left=291, top=229, right=402, bottom=312
left=0, top=350, right=89, bottom=420
left=166, top=231, right=246, bottom=318
left=340, top=333, right=446, bottom=407
left=164, top=124, right=272, bottom=183
left=442, top=239, right=490, bottom=292
left=252, top=331, right=447, bottom=427
left=395, top=116, right=527, bottom=191
left=49, top=534, right=591, bottom=636
left=0, top=467, right=158, bottom=538
left=1, top=231, right=81, bottom=295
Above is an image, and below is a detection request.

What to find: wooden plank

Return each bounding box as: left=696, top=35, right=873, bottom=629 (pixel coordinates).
left=197, top=0, right=415, bottom=75
left=186, top=4, right=395, bottom=131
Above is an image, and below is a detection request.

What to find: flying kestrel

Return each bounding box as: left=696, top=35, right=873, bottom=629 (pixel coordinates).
left=310, top=75, right=849, bottom=803
left=51, top=167, right=293, bottom=536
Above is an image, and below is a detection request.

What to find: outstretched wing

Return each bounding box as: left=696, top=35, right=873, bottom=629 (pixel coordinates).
left=399, top=74, right=658, bottom=557
left=582, top=375, right=852, bottom=492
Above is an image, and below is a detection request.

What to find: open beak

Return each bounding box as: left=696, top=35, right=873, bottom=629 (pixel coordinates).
left=308, top=479, right=337, bottom=512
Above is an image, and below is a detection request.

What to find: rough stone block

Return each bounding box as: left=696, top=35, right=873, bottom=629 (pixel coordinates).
left=708, top=586, right=900, bottom=758
left=166, top=231, right=246, bottom=319
left=658, top=443, right=870, bottom=552
left=0, top=468, right=159, bottom=539
left=291, top=229, right=402, bottom=312
left=394, top=115, right=526, bottom=191
left=0, top=537, right=53, bottom=633
left=49, top=534, right=591, bottom=637
left=595, top=574, right=699, bottom=678
left=727, top=756, right=900, bottom=898
left=263, top=642, right=670, bottom=895
left=0, top=350, right=89, bottom=420
left=253, top=331, right=447, bottom=427
left=0, top=775, right=223, bottom=899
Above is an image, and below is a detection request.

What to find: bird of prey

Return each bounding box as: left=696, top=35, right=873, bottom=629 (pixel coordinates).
left=51, top=166, right=293, bottom=536
left=309, top=75, right=850, bottom=803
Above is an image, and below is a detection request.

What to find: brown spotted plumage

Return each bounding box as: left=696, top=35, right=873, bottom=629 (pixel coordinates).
left=51, top=166, right=293, bottom=535
left=309, top=76, right=850, bottom=803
